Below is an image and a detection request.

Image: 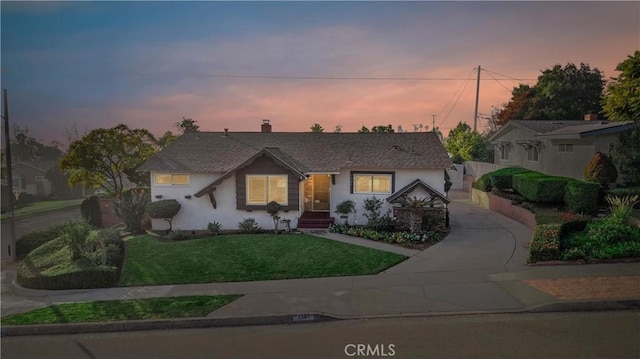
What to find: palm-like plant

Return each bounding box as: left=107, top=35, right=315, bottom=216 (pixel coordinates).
left=605, top=194, right=639, bottom=224
left=396, top=196, right=434, bottom=234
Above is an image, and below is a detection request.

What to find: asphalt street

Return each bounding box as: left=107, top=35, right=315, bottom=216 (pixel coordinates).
left=2, top=311, right=638, bottom=359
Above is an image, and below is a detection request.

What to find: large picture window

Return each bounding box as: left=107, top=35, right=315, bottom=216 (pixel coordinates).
left=247, top=175, right=288, bottom=205
left=154, top=174, right=190, bottom=186
left=353, top=174, right=392, bottom=194
left=558, top=144, right=573, bottom=153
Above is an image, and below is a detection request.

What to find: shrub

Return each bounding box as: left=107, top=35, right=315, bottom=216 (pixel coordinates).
left=80, top=196, right=102, bottom=227
left=605, top=195, right=640, bottom=224
left=444, top=170, right=452, bottom=193
left=564, top=180, right=599, bottom=214
left=238, top=218, right=261, bottom=233
left=146, top=199, right=182, bottom=232
left=83, top=229, right=123, bottom=266
left=16, top=224, right=67, bottom=258
left=59, top=220, right=93, bottom=261
left=513, top=172, right=568, bottom=204
left=489, top=167, right=531, bottom=190
left=165, top=230, right=191, bottom=241
left=528, top=223, right=562, bottom=263
left=473, top=173, right=492, bottom=192
left=17, top=266, right=121, bottom=290
left=491, top=187, right=525, bottom=205
left=207, top=221, right=222, bottom=235
left=335, top=200, right=355, bottom=224
left=584, top=152, right=618, bottom=187
left=17, top=192, right=36, bottom=205
left=112, top=188, right=150, bottom=233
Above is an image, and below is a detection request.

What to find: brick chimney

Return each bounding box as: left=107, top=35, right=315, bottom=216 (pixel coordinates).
left=584, top=113, right=598, bottom=121
left=261, top=119, right=272, bottom=133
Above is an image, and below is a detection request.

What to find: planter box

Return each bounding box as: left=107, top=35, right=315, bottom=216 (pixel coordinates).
left=99, top=198, right=122, bottom=228
left=487, top=192, right=536, bottom=229
left=471, top=189, right=490, bottom=209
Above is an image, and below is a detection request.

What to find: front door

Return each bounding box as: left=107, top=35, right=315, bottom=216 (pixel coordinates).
left=312, top=175, right=331, bottom=212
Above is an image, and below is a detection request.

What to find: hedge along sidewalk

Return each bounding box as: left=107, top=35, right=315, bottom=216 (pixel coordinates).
left=1, top=199, right=82, bottom=221
left=0, top=295, right=241, bottom=325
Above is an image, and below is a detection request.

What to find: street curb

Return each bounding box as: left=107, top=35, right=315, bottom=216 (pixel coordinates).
left=525, top=299, right=640, bottom=313
left=1, top=313, right=338, bottom=337
left=3, top=300, right=639, bottom=337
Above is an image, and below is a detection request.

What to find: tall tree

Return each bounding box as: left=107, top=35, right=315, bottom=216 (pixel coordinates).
left=59, top=124, right=157, bottom=197
left=10, top=125, right=62, bottom=162
left=310, top=123, right=324, bottom=133
left=333, top=124, right=343, bottom=133
left=603, top=51, right=640, bottom=185
left=444, top=122, right=490, bottom=164
left=175, top=117, right=199, bottom=133
left=602, top=51, right=640, bottom=123
left=357, top=126, right=371, bottom=134
left=497, top=63, right=604, bottom=123
left=156, top=130, right=178, bottom=148
left=371, top=125, right=394, bottom=133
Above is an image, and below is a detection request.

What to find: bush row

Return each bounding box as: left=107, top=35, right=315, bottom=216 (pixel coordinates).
left=329, top=224, right=442, bottom=245
left=17, top=266, right=121, bottom=290
left=488, top=167, right=532, bottom=191
left=16, top=224, right=66, bottom=259
left=528, top=223, right=563, bottom=263
left=513, top=172, right=569, bottom=204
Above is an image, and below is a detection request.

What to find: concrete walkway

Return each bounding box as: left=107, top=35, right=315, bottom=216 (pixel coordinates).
left=2, top=200, right=639, bottom=331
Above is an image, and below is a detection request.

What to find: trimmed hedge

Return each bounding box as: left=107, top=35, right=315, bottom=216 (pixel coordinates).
left=528, top=223, right=562, bottom=263
left=17, top=230, right=125, bottom=290
left=80, top=196, right=102, bottom=227
left=564, top=180, right=599, bottom=214
left=489, top=167, right=531, bottom=190
left=513, top=172, right=569, bottom=204
left=15, top=225, right=64, bottom=259
left=17, top=266, right=121, bottom=290
left=608, top=186, right=640, bottom=199
left=473, top=173, right=492, bottom=192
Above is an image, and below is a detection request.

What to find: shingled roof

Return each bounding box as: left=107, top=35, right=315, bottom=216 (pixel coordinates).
left=138, top=131, right=452, bottom=173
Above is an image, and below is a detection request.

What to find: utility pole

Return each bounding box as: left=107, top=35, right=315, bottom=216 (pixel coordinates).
left=473, top=65, right=481, bottom=132
left=431, top=114, right=436, bottom=132
left=2, top=89, right=17, bottom=262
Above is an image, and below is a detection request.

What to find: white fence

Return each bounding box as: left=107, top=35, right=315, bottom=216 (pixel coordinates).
left=464, top=161, right=509, bottom=179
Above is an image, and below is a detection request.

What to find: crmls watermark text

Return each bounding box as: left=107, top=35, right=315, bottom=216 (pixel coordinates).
left=344, top=344, right=396, bottom=357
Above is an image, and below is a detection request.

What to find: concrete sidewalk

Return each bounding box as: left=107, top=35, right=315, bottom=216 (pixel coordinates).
left=2, top=200, right=639, bottom=335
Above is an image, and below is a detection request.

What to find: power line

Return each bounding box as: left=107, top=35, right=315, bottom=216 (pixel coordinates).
left=438, top=76, right=471, bottom=128
left=481, top=68, right=536, bottom=83
left=484, top=70, right=513, bottom=93
left=436, top=69, right=474, bottom=120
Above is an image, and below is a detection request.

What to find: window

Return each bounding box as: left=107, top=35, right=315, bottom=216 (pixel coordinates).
left=500, top=146, right=509, bottom=160
left=353, top=174, right=392, bottom=194
left=34, top=175, right=45, bottom=181
left=246, top=175, right=288, bottom=205
left=154, top=174, right=190, bottom=186
left=527, top=146, right=539, bottom=161
left=558, top=144, right=573, bottom=153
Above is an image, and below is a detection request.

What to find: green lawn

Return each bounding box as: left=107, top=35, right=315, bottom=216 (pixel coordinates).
left=120, top=234, right=407, bottom=286
left=1, top=295, right=240, bottom=325
left=2, top=199, right=83, bottom=220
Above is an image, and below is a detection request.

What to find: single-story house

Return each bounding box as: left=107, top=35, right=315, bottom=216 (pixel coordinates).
left=11, top=161, right=56, bottom=197
left=137, top=120, right=453, bottom=231
left=488, top=115, right=640, bottom=181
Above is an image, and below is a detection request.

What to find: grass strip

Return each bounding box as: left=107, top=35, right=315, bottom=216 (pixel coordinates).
left=1, top=295, right=240, bottom=325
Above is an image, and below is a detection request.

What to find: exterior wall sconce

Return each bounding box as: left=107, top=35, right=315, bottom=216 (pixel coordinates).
left=184, top=195, right=192, bottom=199
left=155, top=195, right=163, bottom=199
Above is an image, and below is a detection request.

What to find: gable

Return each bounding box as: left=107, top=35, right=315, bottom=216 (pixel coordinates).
left=235, top=154, right=301, bottom=211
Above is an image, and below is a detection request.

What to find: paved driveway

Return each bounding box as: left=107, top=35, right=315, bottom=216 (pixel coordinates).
left=384, top=200, right=531, bottom=274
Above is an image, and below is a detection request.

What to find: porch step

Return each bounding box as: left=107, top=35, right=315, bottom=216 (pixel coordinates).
left=297, top=217, right=335, bottom=229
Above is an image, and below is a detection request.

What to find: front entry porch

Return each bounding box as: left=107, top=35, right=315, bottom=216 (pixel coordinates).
left=298, top=174, right=335, bottom=228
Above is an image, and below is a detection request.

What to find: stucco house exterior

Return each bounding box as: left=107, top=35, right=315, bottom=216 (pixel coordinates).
left=488, top=116, right=640, bottom=181
left=137, top=121, right=452, bottom=231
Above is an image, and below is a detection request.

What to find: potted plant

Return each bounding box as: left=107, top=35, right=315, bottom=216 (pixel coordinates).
left=335, top=200, right=356, bottom=225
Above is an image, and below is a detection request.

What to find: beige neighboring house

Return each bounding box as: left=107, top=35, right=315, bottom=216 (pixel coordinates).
left=488, top=115, right=640, bottom=181
left=137, top=120, right=452, bottom=231
left=11, top=161, right=56, bottom=197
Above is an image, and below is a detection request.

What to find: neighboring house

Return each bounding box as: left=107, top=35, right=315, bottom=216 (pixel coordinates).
left=11, top=161, right=56, bottom=197
left=137, top=120, right=452, bottom=231
left=488, top=115, right=640, bottom=181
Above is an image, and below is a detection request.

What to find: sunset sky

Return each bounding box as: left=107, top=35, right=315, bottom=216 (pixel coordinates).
left=1, top=1, right=638, bottom=144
